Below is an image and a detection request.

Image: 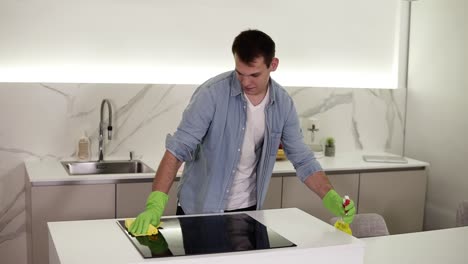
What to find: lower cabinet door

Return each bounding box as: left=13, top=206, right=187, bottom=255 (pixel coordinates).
left=116, top=176, right=283, bottom=218
left=30, top=184, right=115, bottom=264
left=116, top=181, right=178, bottom=218
left=262, top=177, right=283, bottom=209
left=358, top=170, right=427, bottom=234
left=281, top=173, right=359, bottom=223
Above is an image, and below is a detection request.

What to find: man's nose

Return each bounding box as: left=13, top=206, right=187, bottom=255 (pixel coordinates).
left=240, top=76, right=251, bottom=86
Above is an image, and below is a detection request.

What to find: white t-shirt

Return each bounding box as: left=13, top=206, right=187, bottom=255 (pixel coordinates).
left=224, top=88, right=269, bottom=210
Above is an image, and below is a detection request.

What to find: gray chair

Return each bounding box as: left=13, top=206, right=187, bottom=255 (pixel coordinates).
left=456, top=200, right=468, bottom=227
left=330, top=213, right=389, bottom=238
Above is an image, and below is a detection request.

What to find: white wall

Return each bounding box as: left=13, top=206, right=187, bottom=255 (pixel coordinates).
left=0, top=0, right=403, bottom=88
left=405, top=0, right=468, bottom=230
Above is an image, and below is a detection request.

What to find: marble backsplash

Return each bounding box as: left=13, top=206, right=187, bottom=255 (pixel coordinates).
left=0, top=82, right=406, bottom=263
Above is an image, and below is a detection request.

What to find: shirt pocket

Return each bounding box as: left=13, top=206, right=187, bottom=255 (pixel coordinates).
left=269, top=132, right=282, bottom=156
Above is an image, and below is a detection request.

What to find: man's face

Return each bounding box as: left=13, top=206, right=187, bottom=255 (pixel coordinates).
left=234, top=54, right=278, bottom=97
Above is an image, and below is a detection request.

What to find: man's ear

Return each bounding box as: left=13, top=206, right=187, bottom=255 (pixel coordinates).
left=270, top=58, right=279, bottom=71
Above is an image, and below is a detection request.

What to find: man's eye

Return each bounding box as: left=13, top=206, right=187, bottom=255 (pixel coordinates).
left=251, top=74, right=260, bottom=78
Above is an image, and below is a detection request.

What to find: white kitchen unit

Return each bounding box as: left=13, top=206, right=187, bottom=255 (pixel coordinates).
left=25, top=183, right=115, bottom=264
left=24, top=159, right=156, bottom=264
left=358, top=170, right=427, bottom=234
left=47, top=209, right=468, bottom=264
left=362, top=226, right=468, bottom=263
left=48, top=208, right=365, bottom=264
left=282, top=169, right=427, bottom=234
left=262, top=177, right=283, bottom=209
left=26, top=153, right=428, bottom=264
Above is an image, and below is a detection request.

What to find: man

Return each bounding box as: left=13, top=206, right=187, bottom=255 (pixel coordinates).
left=129, top=29, right=355, bottom=235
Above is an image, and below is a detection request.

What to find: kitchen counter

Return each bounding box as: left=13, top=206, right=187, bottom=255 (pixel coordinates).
left=29, top=154, right=429, bottom=264
left=273, top=152, right=428, bottom=174
left=363, top=226, right=468, bottom=263
left=47, top=208, right=468, bottom=264
left=26, top=152, right=428, bottom=186
left=48, top=208, right=364, bottom=264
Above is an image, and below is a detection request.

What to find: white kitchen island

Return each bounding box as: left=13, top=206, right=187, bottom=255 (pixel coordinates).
left=362, top=225, right=468, bottom=264
left=48, top=208, right=468, bottom=264
left=48, top=208, right=364, bottom=264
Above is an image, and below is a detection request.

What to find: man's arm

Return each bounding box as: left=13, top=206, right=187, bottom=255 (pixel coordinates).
left=303, top=170, right=356, bottom=224
left=152, top=150, right=183, bottom=193
left=303, top=171, right=333, bottom=198
left=128, top=150, right=182, bottom=235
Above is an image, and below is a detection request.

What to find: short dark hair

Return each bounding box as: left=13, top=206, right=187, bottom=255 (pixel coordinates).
left=232, top=29, right=276, bottom=67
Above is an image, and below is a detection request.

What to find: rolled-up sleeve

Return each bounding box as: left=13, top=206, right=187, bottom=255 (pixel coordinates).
left=165, top=86, right=215, bottom=162
left=281, top=99, right=323, bottom=182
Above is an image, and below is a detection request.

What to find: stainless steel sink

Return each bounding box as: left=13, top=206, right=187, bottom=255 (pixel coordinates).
left=61, top=160, right=154, bottom=175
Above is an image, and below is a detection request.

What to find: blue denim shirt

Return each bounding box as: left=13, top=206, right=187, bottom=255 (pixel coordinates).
left=166, top=71, right=322, bottom=214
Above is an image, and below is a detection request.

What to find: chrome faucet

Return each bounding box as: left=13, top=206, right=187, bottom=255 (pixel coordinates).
left=98, top=99, right=113, bottom=161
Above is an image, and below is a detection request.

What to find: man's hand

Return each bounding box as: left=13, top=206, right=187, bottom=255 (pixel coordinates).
left=323, top=189, right=356, bottom=224
left=129, top=191, right=168, bottom=235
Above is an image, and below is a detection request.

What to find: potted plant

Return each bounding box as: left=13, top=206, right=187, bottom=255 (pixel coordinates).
left=324, top=137, right=335, bottom=157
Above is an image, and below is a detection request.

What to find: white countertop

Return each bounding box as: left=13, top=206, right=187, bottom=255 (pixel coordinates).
left=48, top=207, right=468, bottom=264
left=363, top=226, right=468, bottom=263
left=273, top=152, right=428, bottom=174
left=48, top=209, right=468, bottom=264
left=48, top=208, right=364, bottom=264
left=26, top=152, right=428, bottom=186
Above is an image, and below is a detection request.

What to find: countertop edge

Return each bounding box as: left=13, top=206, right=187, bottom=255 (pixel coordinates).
left=26, top=153, right=429, bottom=186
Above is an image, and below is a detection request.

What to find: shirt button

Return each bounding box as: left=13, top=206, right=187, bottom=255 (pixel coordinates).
left=242, top=127, right=245, bottom=130
left=226, top=190, right=230, bottom=193
left=232, top=170, right=235, bottom=173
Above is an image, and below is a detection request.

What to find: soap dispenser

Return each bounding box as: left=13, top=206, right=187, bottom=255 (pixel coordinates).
left=77, top=131, right=91, bottom=161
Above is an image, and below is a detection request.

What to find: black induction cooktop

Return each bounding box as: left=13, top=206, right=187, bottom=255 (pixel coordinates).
left=117, top=213, right=296, bottom=258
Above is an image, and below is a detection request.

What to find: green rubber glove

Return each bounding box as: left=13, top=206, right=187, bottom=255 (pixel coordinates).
left=136, top=235, right=169, bottom=255
left=323, top=189, right=356, bottom=224
left=129, top=191, right=168, bottom=236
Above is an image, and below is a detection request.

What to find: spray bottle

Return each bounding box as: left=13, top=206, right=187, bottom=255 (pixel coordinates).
left=334, top=195, right=353, bottom=235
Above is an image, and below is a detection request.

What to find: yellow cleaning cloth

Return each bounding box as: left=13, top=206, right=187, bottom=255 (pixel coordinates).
left=334, top=219, right=352, bottom=235
left=125, top=219, right=162, bottom=236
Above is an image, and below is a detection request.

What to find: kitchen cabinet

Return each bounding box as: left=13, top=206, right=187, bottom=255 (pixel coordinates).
left=358, top=170, right=427, bottom=234
left=281, top=169, right=427, bottom=234
left=25, top=157, right=428, bottom=264
left=262, top=177, right=283, bottom=209
left=115, top=181, right=178, bottom=218
left=117, top=177, right=282, bottom=217
left=26, top=184, right=115, bottom=264
left=282, top=173, right=360, bottom=223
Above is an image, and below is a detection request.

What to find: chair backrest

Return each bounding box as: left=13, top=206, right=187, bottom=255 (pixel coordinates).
left=330, top=213, right=389, bottom=238
left=456, top=200, right=468, bottom=227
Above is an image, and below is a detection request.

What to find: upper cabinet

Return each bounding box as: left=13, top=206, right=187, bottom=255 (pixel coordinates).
left=0, top=0, right=407, bottom=88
